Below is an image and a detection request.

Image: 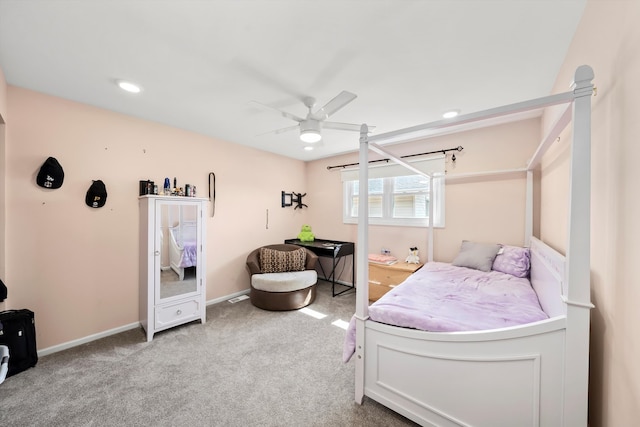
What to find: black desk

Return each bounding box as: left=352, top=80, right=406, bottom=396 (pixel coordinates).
left=284, top=238, right=355, bottom=297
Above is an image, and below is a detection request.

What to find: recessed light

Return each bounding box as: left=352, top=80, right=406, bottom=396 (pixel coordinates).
left=303, top=146, right=314, bottom=151
left=116, top=80, right=142, bottom=94
left=442, top=109, right=460, bottom=119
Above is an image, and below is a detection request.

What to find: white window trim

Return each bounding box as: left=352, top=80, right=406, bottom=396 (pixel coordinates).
left=341, top=157, right=445, bottom=228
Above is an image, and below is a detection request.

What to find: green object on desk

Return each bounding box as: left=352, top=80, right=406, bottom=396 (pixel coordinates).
left=297, top=224, right=315, bottom=242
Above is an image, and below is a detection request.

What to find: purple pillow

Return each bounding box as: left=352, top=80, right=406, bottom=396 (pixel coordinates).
left=492, top=245, right=530, bottom=278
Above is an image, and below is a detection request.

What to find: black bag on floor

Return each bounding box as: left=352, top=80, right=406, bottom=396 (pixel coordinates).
left=0, top=309, right=38, bottom=377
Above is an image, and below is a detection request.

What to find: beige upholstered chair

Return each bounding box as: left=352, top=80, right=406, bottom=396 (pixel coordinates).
left=246, top=244, right=318, bottom=311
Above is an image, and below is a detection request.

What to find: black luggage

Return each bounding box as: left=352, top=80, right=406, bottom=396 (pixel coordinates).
left=0, top=309, right=38, bottom=378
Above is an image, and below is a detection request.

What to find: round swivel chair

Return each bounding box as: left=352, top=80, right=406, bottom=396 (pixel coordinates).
left=246, top=244, right=318, bottom=311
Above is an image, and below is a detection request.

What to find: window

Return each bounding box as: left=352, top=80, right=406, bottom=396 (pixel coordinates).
left=342, top=157, right=445, bottom=227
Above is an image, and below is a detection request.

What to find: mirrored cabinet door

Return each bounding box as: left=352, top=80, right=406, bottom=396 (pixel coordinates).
left=156, top=201, right=199, bottom=301
left=139, top=196, right=207, bottom=342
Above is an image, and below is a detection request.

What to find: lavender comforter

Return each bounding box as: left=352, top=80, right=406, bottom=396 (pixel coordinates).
left=343, top=262, right=548, bottom=362
left=179, top=241, right=197, bottom=267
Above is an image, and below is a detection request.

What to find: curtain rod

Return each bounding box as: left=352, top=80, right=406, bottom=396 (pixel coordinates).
left=326, top=145, right=463, bottom=170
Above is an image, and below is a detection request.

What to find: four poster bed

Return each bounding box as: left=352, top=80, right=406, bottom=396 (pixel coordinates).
left=346, top=65, right=594, bottom=426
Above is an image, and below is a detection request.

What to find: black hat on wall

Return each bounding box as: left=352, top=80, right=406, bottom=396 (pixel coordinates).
left=36, top=157, right=64, bottom=189
left=85, top=180, right=107, bottom=208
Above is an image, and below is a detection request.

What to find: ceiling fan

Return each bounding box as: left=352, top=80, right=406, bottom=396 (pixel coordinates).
left=252, top=90, right=371, bottom=144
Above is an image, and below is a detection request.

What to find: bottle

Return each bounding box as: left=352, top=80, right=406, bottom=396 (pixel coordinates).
left=164, top=178, right=170, bottom=195
left=192, top=186, right=196, bottom=197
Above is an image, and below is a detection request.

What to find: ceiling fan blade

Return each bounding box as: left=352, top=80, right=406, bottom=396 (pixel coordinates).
left=256, top=124, right=299, bottom=137
left=273, top=125, right=300, bottom=135
left=249, top=100, right=304, bottom=122
left=310, top=91, right=357, bottom=120
left=323, top=122, right=375, bottom=132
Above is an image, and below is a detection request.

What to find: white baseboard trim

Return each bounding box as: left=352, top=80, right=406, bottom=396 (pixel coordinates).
left=38, top=322, right=141, bottom=357
left=335, top=279, right=354, bottom=287
left=37, top=289, right=253, bottom=357
left=207, top=289, right=250, bottom=306
left=319, top=277, right=354, bottom=288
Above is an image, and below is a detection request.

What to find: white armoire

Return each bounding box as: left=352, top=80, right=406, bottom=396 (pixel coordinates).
left=139, top=195, right=207, bottom=341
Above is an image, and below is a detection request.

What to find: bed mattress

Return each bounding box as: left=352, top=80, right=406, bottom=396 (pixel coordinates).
left=344, top=262, right=548, bottom=362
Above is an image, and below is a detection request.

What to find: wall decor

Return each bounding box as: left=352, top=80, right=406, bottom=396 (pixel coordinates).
left=281, top=191, right=307, bottom=209
left=86, top=180, right=107, bottom=208
left=36, top=157, right=64, bottom=189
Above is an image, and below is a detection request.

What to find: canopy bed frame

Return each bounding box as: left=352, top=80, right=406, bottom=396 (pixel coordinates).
left=351, top=65, right=594, bottom=426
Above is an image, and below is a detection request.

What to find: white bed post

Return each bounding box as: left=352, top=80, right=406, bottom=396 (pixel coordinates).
left=354, top=124, right=370, bottom=404
left=524, top=170, right=533, bottom=246
left=563, top=65, right=594, bottom=427
left=428, top=174, right=434, bottom=262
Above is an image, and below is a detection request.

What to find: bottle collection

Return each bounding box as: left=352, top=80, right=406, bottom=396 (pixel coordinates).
left=139, top=177, right=196, bottom=197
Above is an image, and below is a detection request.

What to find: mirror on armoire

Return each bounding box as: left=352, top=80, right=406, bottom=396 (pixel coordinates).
left=157, top=202, right=198, bottom=300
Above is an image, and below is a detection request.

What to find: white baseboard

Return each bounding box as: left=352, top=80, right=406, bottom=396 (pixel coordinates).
left=38, top=289, right=253, bottom=357
left=319, top=278, right=354, bottom=288
left=38, top=322, right=141, bottom=357
left=207, top=289, right=250, bottom=306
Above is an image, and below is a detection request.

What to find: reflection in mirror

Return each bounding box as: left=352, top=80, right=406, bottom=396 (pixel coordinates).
left=159, top=203, right=198, bottom=299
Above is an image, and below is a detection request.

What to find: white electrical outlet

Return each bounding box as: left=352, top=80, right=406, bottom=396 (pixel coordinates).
left=381, top=248, right=391, bottom=255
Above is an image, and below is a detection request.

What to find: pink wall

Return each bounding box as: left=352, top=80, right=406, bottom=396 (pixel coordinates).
left=5, top=86, right=308, bottom=350
left=0, top=66, right=6, bottom=118
left=306, top=118, right=540, bottom=283
left=541, top=1, right=640, bottom=425
left=0, top=68, right=6, bottom=313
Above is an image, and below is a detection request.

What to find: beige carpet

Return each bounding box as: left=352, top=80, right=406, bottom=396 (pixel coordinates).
left=0, top=281, right=417, bottom=426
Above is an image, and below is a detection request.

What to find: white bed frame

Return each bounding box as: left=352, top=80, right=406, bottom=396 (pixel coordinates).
left=353, top=65, right=594, bottom=426
left=169, top=221, right=197, bottom=281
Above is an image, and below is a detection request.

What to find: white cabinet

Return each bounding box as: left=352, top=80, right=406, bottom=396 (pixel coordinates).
left=139, top=196, right=207, bottom=341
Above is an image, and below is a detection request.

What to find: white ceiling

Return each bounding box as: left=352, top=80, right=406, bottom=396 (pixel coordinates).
left=0, top=0, right=586, bottom=161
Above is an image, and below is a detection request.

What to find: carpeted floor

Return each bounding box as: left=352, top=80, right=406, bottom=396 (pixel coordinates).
left=0, top=281, right=417, bottom=426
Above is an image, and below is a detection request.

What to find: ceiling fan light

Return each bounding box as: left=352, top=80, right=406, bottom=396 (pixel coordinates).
left=300, top=130, right=322, bottom=143
left=300, top=119, right=322, bottom=143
